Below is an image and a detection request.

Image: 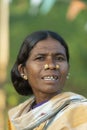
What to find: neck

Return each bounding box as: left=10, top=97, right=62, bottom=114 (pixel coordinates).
left=34, top=91, right=62, bottom=104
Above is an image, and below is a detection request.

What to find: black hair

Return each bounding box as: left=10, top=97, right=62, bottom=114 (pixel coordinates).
left=11, top=30, right=69, bottom=96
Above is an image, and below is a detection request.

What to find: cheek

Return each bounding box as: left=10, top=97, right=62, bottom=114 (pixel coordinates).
left=27, top=66, right=36, bottom=78
left=25, top=66, right=38, bottom=87
left=61, top=64, right=69, bottom=76
left=25, top=64, right=40, bottom=80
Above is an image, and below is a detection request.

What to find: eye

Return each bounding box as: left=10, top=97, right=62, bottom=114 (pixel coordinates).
left=55, top=55, right=65, bottom=61
left=35, top=55, right=45, bottom=61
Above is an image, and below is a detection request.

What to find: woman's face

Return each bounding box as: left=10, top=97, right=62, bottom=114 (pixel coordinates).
left=23, top=37, right=69, bottom=97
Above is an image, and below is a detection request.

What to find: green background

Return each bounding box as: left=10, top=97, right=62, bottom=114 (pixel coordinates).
left=4, top=0, right=87, bottom=107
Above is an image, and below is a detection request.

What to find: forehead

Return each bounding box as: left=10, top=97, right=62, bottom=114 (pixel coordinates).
left=30, top=38, right=66, bottom=54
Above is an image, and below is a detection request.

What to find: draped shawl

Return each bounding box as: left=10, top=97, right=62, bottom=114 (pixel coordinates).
left=8, top=92, right=87, bottom=130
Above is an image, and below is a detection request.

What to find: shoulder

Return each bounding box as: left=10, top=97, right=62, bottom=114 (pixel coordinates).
left=8, top=118, right=16, bottom=130
left=48, top=98, right=87, bottom=130
left=8, top=96, right=35, bottom=122
left=55, top=93, right=87, bottom=122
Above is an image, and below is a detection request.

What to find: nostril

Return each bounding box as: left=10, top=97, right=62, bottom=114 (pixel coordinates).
left=48, top=64, right=56, bottom=70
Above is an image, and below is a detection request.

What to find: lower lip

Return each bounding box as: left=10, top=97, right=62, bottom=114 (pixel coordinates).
left=43, top=79, right=58, bottom=83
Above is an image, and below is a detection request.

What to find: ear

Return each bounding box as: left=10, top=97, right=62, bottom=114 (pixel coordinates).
left=66, top=63, right=70, bottom=79
left=18, top=64, right=25, bottom=75
left=68, top=63, right=70, bottom=72
left=18, top=64, right=28, bottom=80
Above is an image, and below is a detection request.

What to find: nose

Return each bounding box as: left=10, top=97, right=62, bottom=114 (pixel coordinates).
left=47, top=58, right=56, bottom=70
left=48, top=63, right=56, bottom=70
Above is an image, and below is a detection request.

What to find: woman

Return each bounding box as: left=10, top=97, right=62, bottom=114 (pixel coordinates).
left=8, top=30, right=87, bottom=130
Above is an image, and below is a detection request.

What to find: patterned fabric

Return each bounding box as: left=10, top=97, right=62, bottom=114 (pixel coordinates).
left=8, top=118, right=16, bottom=130
left=8, top=92, right=87, bottom=130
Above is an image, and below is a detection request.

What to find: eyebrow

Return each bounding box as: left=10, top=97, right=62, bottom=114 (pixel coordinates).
left=34, top=52, right=66, bottom=57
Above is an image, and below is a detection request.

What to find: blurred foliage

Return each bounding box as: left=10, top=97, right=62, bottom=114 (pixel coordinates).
left=4, top=0, right=87, bottom=107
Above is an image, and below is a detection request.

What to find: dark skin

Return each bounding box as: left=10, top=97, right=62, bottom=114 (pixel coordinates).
left=18, top=37, right=69, bottom=104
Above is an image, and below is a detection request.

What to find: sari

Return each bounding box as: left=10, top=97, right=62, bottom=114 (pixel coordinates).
left=8, top=92, right=87, bottom=130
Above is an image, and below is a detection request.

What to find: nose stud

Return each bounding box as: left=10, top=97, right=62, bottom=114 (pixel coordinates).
left=44, top=64, right=59, bottom=70
left=44, top=64, right=49, bottom=70
left=56, top=65, right=60, bottom=69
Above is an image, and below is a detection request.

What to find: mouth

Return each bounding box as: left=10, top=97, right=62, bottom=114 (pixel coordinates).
left=42, top=75, right=58, bottom=81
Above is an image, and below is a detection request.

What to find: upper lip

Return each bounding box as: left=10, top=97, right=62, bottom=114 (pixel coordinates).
left=41, top=74, right=59, bottom=79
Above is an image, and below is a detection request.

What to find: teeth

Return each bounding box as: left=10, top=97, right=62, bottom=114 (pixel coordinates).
left=43, top=76, right=58, bottom=80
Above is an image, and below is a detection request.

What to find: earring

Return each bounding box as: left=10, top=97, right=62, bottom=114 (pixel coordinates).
left=21, top=73, right=24, bottom=77
left=23, top=75, right=28, bottom=80
left=21, top=73, right=28, bottom=80
left=67, top=73, right=70, bottom=79
left=44, top=64, right=49, bottom=70
left=56, top=65, right=60, bottom=69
